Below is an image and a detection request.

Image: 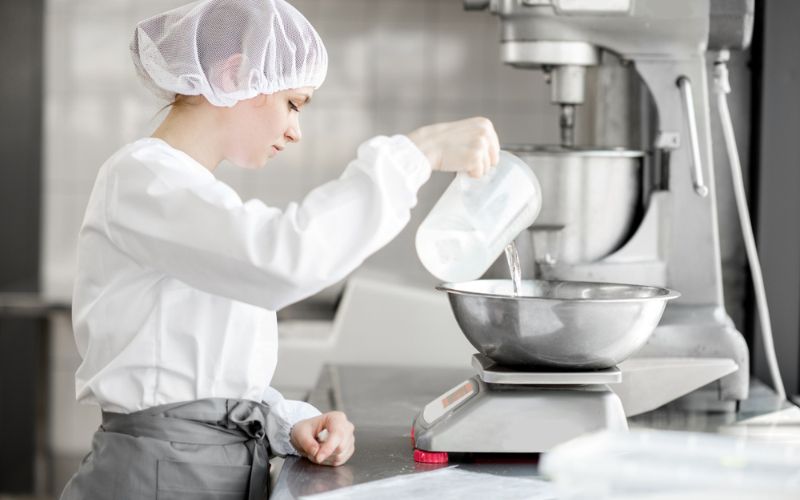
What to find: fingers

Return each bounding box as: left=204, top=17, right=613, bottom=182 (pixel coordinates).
left=410, top=116, right=499, bottom=177
left=474, top=116, right=499, bottom=168
left=314, top=412, right=355, bottom=464
left=293, top=411, right=352, bottom=467
left=290, top=419, right=320, bottom=459
left=467, top=153, right=486, bottom=178
left=323, top=433, right=355, bottom=466
left=486, top=121, right=500, bottom=166
left=315, top=430, right=354, bottom=466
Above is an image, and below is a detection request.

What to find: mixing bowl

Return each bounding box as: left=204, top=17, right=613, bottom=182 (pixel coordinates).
left=438, top=279, right=679, bottom=369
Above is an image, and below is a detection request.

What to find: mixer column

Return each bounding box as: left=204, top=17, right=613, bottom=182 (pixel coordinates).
left=548, top=64, right=586, bottom=147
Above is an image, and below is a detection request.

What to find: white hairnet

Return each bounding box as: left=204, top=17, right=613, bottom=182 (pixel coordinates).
left=130, top=0, right=328, bottom=107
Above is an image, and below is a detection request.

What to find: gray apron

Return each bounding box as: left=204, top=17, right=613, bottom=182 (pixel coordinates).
left=59, top=398, right=272, bottom=500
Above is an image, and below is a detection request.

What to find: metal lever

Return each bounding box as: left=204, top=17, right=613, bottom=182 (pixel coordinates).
left=677, top=76, right=709, bottom=197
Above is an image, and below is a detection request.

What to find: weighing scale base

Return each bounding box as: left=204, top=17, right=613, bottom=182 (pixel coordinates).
left=412, top=374, right=628, bottom=458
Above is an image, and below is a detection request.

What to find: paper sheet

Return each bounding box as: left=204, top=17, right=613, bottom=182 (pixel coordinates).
left=300, top=467, right=556, bottom=500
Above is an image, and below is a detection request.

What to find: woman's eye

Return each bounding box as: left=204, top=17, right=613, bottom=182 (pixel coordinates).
left=289, top=101, right=299, bottom=112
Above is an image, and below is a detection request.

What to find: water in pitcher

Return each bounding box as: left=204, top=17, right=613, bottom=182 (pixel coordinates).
left=415, top=225, right=491, bottom=283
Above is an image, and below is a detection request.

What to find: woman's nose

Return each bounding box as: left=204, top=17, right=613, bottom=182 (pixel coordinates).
left=285, top=120, right=302, bottom=143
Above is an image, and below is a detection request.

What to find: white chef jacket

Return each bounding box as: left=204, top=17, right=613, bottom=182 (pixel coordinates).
left=71, top=135, right=431, bottom=455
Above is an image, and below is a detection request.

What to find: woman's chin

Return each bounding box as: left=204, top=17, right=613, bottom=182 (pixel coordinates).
left=229, top=155, right=269, bottom=170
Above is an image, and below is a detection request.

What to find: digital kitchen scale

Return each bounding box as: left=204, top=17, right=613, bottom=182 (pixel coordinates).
left=411, top=354, right=628, bottom=463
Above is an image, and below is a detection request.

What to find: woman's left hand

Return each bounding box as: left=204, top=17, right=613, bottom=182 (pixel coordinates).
left=290, top=411, right=355, bottom=466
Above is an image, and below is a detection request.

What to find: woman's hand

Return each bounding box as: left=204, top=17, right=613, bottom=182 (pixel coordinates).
left=407, top=117, right=500, bottom=178
left=290, top=411, right=355, bottom=466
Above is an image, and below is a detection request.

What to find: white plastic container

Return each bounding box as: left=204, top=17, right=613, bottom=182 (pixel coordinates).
left=416, top=150, right=542, bottom=282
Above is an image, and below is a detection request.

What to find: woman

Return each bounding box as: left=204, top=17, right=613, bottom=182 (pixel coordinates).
left=61, top=0, right=499, bottom=498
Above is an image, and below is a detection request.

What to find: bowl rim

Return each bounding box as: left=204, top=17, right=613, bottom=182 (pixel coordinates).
left=502, top=144, right=645, bottom=158
left=436, top=279, right=681, bottom=303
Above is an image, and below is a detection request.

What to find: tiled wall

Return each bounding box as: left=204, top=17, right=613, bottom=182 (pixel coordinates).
left=42, top=0, right=750, bottom=462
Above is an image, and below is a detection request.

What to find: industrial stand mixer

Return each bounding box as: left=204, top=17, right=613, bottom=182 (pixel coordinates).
left=413, top=0, right=755, bottom=459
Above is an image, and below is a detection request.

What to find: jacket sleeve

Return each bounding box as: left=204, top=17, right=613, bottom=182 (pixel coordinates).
left=260, top=385, right=321, bottom=457
left=103, top=135, right=431, bottom=311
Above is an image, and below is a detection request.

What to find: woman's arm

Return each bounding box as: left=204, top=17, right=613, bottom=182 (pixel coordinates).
left=103, top=117, right=499, bottom=311
left=104, top=135, right=429, bottom=310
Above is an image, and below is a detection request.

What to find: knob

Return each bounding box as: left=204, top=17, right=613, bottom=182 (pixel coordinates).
left=464, top=0, right=490, bottom=10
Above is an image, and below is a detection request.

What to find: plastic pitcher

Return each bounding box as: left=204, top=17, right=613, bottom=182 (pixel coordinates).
left=416, top=150, right=542, bottom=282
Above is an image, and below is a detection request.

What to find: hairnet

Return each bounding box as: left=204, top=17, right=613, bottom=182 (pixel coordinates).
left=130, top=0, right=328, bottom=107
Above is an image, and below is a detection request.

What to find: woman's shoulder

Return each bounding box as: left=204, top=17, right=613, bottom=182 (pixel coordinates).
left=103, top=137, right=215, bottom=186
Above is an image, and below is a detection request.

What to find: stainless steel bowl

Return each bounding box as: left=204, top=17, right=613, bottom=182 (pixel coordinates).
left=505, top=145, right=643, bottom=264
left=438, top=279, right=679, bottom=369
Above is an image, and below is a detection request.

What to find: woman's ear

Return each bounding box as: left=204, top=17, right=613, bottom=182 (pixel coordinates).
left=212, top=53, right=245, bottom=94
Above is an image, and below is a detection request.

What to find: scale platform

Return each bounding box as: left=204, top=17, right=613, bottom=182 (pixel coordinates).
left=471, top=353, right=622, bottom=385
left=412, top=355, right=628, bottom=462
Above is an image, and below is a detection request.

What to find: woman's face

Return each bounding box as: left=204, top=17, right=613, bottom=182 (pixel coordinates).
left=222, top=87, right=314, bottom=168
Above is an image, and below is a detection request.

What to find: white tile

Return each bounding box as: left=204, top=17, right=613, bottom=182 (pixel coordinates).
left=432, top=22, right=496, bottom=103
left=316, top=0, right=370, bottom=24
left=493, top=106, right=561, bottom=146
left=305, top=105, right=373, bottom=186
left=119, top=95, right=164, bottom=143
left=69, top=7, right=131, bottom=89
left=252, top=138, right=311, bottom=209
left=372, top=25, right=434, bottom=105
left=369, top=103, right=437, bottom=141
left=128, top=0, right=193, bottom=25
left=313, top=22, right=371, bottom=105
left=433, top=101, right=495, bottom=124
left=495, top=62, right=552, bottom=108
left=49, top=313, right=81, bottom=369
left=49, top=0, right=129, bottom=8
left=391, top=107, right=438, bottom=137
left=49, top=367, right=100, bottom=456
left=433, top=35, right=476, bottom=93
left=287, top=0, right=321, bottom=19
left=371, top=0, right=432, bottom=24
left=44, top=4, right=72, bottom=94
left=46, top=92, right=127, bottom=187
left=41, top=190, right=87, bottom=301
left=69, top=96, right=125, bottom=179
left=43, top=93, right=73, bottom=187
left=368, top=105, right=399, bottom=137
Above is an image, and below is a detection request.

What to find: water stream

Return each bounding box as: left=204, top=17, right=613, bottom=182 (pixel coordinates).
left=504, top=241, right=522, bottom=297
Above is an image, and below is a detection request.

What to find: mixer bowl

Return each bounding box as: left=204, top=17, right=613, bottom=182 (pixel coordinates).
left=438, top=279, right=679, bottom=369
left=505, top=145, right=643, bottom=264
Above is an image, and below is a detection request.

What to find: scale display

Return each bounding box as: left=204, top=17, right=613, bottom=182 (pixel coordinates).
left=422, top=380, right=476, bottom=425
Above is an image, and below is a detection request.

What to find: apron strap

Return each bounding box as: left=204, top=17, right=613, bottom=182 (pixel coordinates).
left=101, top=398, right=271, bottom=500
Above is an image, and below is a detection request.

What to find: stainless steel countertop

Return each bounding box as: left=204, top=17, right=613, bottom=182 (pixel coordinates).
left=270, top=364, right=794, bottom=499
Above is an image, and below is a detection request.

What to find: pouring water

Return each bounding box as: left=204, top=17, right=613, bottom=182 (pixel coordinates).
left=504, top=241, right=522, bottom=296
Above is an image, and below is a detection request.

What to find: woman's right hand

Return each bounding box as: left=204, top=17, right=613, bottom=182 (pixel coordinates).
left=407, top=117, right=500, bottom=178
left=290, top=411, right=355, bottom=466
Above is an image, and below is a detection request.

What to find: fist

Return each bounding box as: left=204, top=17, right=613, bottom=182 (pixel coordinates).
left=290, top=411, right=355, bottom=466
left=407, top=117, right=500, bottom=178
